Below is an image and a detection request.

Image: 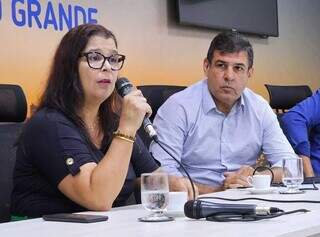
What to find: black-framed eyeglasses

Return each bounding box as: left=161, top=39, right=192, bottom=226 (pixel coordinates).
left=81, top=51, right=126, bottom=71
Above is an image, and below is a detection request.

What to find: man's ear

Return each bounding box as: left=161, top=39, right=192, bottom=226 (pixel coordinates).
left=247, top=67, right=254, bottom=78
left=203, top=58, right=210, bottom=76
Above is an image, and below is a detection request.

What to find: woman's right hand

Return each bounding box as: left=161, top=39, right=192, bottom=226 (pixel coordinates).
left=118, top=89, right=152, bottom=136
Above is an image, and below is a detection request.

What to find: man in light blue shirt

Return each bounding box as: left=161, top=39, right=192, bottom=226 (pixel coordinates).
left=150, top=32, right=295, bottom=196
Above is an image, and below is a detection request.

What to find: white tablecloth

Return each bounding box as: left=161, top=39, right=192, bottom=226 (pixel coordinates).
left=1, top=185, right=319, bottom=237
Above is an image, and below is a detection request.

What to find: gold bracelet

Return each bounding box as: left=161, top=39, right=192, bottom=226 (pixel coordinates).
left=113, top=131, right=135, bottom=143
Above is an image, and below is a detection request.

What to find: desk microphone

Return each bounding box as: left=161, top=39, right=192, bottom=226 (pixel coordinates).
left=184, top=200, right=280, bottom=219
left=115, top=77, right=158, bottom=140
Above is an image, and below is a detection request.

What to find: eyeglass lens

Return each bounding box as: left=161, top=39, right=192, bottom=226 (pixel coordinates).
left=86, top=52, right=124, bottom=70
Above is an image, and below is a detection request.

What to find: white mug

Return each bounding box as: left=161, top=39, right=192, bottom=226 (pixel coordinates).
left=247, top=175, right=271, bottom=190
left=167, top=191, right=188, bottom=211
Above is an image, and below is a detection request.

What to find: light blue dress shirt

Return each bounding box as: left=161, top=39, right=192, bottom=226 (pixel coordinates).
left=150, top=79, right=295, bottom=187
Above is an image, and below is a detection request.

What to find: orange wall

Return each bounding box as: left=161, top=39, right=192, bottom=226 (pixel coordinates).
left=1, top=0, right=320, bottom=114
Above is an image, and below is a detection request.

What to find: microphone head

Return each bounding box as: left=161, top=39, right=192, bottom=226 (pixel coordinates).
left=115, top=77, right=133, bottom=97
left=184, top=200, right=201, bottom=219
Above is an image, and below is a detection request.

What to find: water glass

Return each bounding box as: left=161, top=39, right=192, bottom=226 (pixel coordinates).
left=138, top=173, right=173, bottom=222
left=282, top=157, right=304, bottom=194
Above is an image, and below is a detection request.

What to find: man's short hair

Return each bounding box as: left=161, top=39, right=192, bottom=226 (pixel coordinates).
left=207, top=31, right=254, bottom=69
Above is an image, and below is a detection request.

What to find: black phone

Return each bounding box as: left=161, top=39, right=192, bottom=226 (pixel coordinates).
left=42, top=213, right=108, bottom=223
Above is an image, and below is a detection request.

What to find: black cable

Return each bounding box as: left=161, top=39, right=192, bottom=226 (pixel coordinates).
left=153, top=138, right=196, bottom=200
left=299, top=181, right=319, bottom=191
left=206, top=209, right=309, bottom=222
left=253, top=166, right=274, bottom=183
left=196, top=193, right=317, bottom=222
left=198, top=196, right=320, bottom=203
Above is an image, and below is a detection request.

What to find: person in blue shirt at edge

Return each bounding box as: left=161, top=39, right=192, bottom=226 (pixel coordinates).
left=281, top=90, right=320, bottom=177
left=150, top=31, right=297, bottom=197
left=11, top=23, right=168, bottom=218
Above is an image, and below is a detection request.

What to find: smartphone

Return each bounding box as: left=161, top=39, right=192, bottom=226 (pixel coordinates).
left=42, top=213, right=108, bottom=223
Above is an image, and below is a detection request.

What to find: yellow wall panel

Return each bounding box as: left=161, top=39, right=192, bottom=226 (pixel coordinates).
left=0, top=0, right=319, bottom=115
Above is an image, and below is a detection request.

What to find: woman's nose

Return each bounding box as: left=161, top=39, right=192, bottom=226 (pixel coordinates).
left=101, top=59, right=112, bottom=72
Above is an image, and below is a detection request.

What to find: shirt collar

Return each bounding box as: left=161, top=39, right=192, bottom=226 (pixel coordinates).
left=239, top=92, right=245, bottom=107
left=233, top=95, right=245, bottom=114
left=202, top=79, right=217, bottom=114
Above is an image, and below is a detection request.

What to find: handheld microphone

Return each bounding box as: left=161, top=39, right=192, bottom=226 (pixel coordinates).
left=184, top=200, right=278, bottom=219
left=115, top=77, right=158, bottom=140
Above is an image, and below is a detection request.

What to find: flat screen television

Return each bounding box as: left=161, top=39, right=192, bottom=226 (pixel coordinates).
left=176, top=0, right=279, bottom=38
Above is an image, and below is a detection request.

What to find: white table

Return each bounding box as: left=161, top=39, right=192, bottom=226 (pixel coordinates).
left=1, top=185, right=320, bottom=237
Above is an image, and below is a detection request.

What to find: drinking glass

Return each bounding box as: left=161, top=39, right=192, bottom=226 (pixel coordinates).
left=281, top=157, right=304, bottom=194
left=138, top=173, right=173, bottom=222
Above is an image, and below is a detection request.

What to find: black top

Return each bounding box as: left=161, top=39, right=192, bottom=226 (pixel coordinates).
left=11, top=108, right=159, bottom=218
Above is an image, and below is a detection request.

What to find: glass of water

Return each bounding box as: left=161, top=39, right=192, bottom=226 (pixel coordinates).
left=282, top=157, right=304, bottom=194
left=138, top=173, right=173, bottom=222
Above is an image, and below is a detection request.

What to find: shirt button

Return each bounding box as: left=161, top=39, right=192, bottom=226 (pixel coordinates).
left=66, top=157, right=74, bottom=166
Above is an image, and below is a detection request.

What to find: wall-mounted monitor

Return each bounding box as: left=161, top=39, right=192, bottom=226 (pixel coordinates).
left=176, top=0, right=279, bottom=38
